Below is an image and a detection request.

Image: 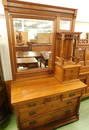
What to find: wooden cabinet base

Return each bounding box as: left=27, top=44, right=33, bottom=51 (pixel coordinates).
left=21, top=115, right=78, bottom=130
left=11, top=77, right=86, bottom=130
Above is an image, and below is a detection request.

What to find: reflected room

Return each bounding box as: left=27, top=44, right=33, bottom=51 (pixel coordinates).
left=13, top=18, right=53, bottom=72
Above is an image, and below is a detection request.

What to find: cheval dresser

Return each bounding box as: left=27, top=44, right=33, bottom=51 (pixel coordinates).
left=3, top=0, right=87, bottom=129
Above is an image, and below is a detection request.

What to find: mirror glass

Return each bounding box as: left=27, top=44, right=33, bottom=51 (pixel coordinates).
left=13, top=18, right=53, bottom=72
left=60, top=20, right=71, bottom=30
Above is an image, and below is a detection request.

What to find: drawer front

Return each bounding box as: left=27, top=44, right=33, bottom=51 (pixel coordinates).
left=64, top=68, right=79, bottom=81
left=87, top=87, right=89, bottom=93
left=79, top=74, right=87, bottom=80
left=19, top=98, right=78, bottom=122
left=20, top=105, right=77, bottom=129
left=17, top=94, right=61, bottom=109
left=60, top=90, right=82, bottom=101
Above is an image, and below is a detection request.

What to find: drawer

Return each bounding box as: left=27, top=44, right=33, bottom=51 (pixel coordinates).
left=16, top=94, right=62, bottom=109
left=60, top=89, right=82, bottom=101
left=87, top=87, right=89, bottom=93
left=79, top=74, right=87, bottom=80
left=20, top=105, right=77, bottom=129
left=64, top=68, right=79, bottom=81
left=19, top=98, right=78, bottom=122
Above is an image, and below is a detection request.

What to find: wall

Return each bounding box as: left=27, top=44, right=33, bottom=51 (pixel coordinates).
left=75, top=21, right=89, bottom=32
left=0, top=15, right=12, bottom=81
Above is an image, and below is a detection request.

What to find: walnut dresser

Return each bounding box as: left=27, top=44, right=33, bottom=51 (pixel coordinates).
left=11, top=77, right=86, bottom=130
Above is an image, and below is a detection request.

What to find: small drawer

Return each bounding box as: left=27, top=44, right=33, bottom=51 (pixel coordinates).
left=79, top=74, right=87, bottom=80
left=16, top=98, right=43, bottom=110
left=19, top=98, right=78, bottom=122
left=87, top=87, right=89, bottom=93
left=20, top=105, right=77, bottom=129
left=64, top=68, right=79, bottom=81
left=60, top=90, right=82, bottom=101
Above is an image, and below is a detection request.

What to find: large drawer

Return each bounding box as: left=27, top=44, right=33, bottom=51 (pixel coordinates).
left=20, top=105, right=77, bottom=129
left=16, top=93, right=62, bottom=109
left=16, top=88, right=82, bottom=110
left=19, top=98, right=78, bottom=122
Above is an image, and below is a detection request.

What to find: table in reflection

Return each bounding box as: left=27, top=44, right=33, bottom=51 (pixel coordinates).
left=16, top=51, right=52, bottom=68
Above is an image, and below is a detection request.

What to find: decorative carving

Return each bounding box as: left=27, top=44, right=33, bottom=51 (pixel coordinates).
left=57, top=32, right=81, bottom=40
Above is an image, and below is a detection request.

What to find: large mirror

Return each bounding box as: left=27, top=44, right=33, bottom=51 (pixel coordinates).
left=13, top=18, right=53, bottom=72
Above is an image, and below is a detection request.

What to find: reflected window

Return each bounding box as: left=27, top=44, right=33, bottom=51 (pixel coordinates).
left=80, top=32, right=87, bottom=39
left=13, top=18, right=53, bottom=72
left=60, top=20, right=71, bottom=31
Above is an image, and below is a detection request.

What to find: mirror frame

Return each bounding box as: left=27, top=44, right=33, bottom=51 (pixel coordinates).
left=3, top=0, right=77, bottom=80
left=7, top=14, right=56, bottom=79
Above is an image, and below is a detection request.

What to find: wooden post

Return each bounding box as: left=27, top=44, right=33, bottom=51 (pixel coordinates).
left=2, top=0, right=8, bottom=6
left=60, top=34, right=64, bottom=58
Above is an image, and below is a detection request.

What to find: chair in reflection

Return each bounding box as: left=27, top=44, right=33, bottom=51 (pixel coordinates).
left=40, top=51, right=52, bottom=67
left=27, top=42, right=32, bottom=51
left=74, top=48, right=86, bottom=65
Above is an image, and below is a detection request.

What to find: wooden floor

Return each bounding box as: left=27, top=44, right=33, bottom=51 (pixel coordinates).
left=0, top=98, right=89, bottom=130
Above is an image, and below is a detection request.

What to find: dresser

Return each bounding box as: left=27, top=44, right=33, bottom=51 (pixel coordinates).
left=11, top=77, right=86, bottom=130
left=3, top=0, right=87, bottom=129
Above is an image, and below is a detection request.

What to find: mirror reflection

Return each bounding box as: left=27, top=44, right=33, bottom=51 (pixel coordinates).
left=13, top=18, right=53, bottom=72
left=60, top=20, right=71, bottom=31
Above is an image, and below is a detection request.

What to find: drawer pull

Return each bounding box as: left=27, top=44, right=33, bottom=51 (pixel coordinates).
left=43, top=98, right=51, bottom=104
left=29, top=120, right=37, bottom=125
left=69, top=93, right=75, bottom=97
left=56, top=95, right=61, bottom=100
left=66, top=101, right=72, bottom=104
left=29, top=111, right=37, bottom=116
left=27, top=103, right=36, bottom=107
left=65, top=110, right=71, bottom=114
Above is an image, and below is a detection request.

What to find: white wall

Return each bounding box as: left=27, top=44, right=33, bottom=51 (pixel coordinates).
left=0, top=15, right=12, bottom=81
left=75, top=21, right=89, bottom=32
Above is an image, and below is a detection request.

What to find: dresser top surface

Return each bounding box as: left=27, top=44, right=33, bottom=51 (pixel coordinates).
left=11, top=77, right=86, bottom=105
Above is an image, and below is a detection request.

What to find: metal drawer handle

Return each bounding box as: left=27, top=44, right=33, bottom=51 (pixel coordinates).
left=56, top=95, right=61, bottom=100
left=66, top=101, right=72, bottom=104
left=29, top=111, right=37, bottom=116
left=29, top=120, right=37, bottom=125
left=69, top=93, right=75, bottom=97
left=65, top=110, right=71, bottom=114
left=43, top=98, right=51, bottom=104
left=27, top=103, right=36, bottom=107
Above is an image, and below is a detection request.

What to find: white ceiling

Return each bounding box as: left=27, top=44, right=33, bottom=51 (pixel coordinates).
left=0, top=0, right=89, bottom=22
